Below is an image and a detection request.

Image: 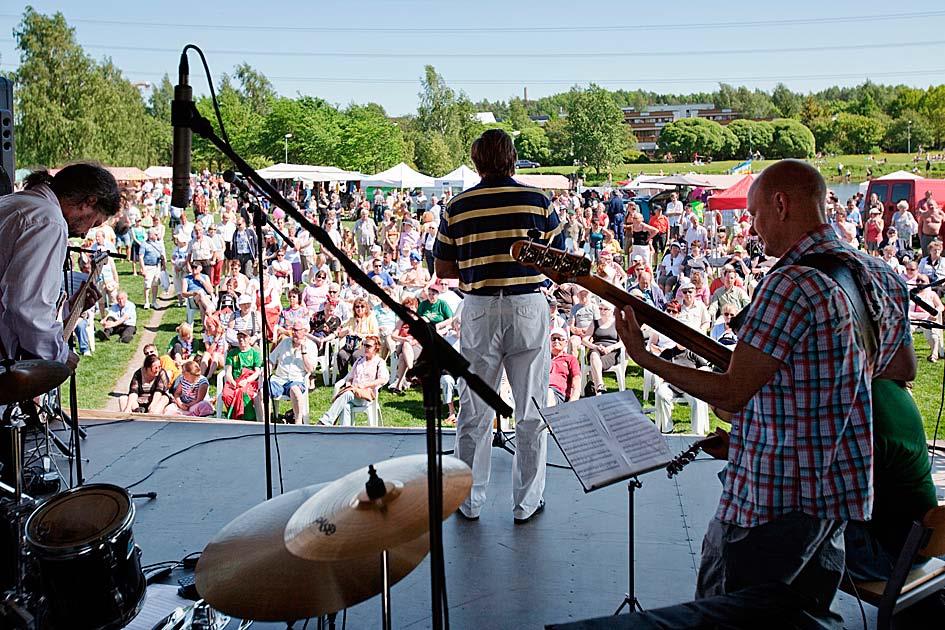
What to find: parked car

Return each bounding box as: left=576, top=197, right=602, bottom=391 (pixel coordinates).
left=515, top=160, right=540, bottom=169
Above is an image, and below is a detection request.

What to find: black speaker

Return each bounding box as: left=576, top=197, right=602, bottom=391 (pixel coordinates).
left=0, top=76, right=14, bottom=196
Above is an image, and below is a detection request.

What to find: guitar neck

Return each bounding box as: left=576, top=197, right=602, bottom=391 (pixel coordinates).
left=577, top=276, right=733, bottom=371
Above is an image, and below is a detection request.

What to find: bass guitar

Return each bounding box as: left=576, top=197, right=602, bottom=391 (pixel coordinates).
left=510, top=240, right=733, bottom=371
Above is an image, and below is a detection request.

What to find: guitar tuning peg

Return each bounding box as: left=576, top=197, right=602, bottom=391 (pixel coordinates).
left=526, top=229, right=543, bottom=242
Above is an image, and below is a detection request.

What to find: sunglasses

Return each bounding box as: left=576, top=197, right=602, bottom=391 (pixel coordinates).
left=363, top=344, right=377, bottom=350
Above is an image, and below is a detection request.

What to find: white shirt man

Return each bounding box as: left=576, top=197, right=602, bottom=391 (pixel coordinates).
left=269, top=321, right=318, bottom=424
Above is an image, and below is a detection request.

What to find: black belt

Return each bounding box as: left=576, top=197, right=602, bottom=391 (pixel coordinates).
left=466, top=286, right=542, bottom=297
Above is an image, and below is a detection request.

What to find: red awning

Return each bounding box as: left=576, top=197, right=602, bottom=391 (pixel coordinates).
left=707, top=175, right=754, bottom=211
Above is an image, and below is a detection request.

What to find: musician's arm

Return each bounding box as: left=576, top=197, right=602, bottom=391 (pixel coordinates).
left=617, top=306, right=781, bottom=413
left=434, top=258, right=459, bottom=280
left=875, top=342, right=917, bottom=382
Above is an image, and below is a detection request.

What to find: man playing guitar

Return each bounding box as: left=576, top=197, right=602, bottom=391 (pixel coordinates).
left=615, top=160, right=915, bottom=626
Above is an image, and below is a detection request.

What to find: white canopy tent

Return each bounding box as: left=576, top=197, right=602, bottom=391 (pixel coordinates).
left=435, top=164, right=480, bottom=191
left=256, top=163, right=365, bottom=182
left=362, top=162, right=435, bottom=189
left=145, top=166, right=173, bottom=179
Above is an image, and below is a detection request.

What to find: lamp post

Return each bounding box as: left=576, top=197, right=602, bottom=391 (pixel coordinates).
left=284, top=133, right=292, bottom=164
left=907, top=120, right=913, bottom=154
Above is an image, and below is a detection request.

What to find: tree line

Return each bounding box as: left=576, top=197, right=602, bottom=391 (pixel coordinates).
left=7, top=7, right=945, bottom=179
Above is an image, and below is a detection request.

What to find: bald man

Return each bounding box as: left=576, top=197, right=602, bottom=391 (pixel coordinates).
left=617, top=160, right=914, bottom=625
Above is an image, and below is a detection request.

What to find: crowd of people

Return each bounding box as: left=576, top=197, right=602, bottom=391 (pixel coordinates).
left=53, top=158, right=945, bottom=431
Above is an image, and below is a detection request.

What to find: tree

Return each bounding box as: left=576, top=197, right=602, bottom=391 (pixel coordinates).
left=414, top=65, right=480, bottom=167
left=507, top=98, right=532, bottom=130
left=768, top=118, right=816, bottom=158
left=833, top=112, right=886, bottom=154
left=515, top=126, right=550, bottom=164
left=413, top=131, right=453, bottom=176
left=336, top=104, right=406, bottom=173
left=658, top=118, right=727, bottom=160
left=771, top=83, right=801, bottom=118
left=726, top=119, right=774, bottom=157
left=566, top=85, right=629, bottom=175
left=544, top=117, right=572, bottom=166
left=233, top=63, right=275, bottom=117
left=921, top=86, right=945, bottom=148
left=884, top=112, right=934, bottom=152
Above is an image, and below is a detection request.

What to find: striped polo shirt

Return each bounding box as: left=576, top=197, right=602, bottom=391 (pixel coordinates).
left=433, top=176, right=563, bottom=294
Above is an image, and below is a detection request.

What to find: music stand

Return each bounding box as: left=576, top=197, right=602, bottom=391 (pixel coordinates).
left=536, top=391, right=673, bottom=616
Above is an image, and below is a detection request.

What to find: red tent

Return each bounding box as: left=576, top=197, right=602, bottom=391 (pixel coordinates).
left=707, top=175, right=754, bottom=211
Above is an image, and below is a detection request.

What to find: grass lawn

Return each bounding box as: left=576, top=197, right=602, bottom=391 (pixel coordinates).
left=527, top=153, right=945, bottom=186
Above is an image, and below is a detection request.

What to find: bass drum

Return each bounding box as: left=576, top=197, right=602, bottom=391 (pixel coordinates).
left=25, top=484, right=145, bottom=630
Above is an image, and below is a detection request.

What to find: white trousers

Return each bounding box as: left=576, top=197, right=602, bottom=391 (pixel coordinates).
left=454, top=293, right=550, bottom=519
left=653, top=375, right=709, bottom=435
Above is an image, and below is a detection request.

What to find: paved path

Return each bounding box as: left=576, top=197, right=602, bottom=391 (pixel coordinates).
left=104, top=294, right=170, bottom=410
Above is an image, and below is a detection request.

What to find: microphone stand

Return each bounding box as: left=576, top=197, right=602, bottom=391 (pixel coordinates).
left=174, top=79, right=512, bottom=630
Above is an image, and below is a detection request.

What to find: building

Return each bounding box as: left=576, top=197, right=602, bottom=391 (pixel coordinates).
left=622, top=104, right=741, bottom=153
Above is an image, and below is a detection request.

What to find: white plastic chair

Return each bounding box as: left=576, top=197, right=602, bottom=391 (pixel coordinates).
left=271, top=386, right=310, bottom=425
left=581, top=346, right=627, bottom=393
left=332, top=379, right=382, bottom=427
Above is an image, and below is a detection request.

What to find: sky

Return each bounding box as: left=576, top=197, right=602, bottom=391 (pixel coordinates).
left=1, top=1, right=944, bottom=117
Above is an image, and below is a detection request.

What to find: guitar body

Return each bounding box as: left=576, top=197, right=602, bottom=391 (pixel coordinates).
left=62, top=251, right=108, bottom=342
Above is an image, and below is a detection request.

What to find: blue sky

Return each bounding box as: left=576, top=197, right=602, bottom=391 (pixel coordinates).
left=1, top=1, right=944, bottom=116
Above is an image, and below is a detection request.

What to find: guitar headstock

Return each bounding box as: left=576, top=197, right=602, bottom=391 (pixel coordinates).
left=510, top=240, right=592, bottom=284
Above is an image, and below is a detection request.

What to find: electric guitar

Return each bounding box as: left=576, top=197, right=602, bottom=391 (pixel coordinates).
left=509, top=240, right=733, bottom=371
left=62, top=251, right=108, bottom=342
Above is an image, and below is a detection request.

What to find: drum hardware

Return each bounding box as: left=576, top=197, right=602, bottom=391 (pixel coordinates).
left=197, top=455, right=472, bottom=628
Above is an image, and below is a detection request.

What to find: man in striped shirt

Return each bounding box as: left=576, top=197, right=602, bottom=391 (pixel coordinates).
left=434, top=129, right=562, bottom=524
left=616, top=160, right=915, bottom=625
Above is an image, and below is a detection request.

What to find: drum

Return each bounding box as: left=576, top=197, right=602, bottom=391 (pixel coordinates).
left=25, top=484, right=145, bottom=630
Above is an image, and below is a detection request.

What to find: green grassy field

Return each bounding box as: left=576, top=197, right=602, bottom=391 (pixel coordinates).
left=527, top=153, right=945, bottom=186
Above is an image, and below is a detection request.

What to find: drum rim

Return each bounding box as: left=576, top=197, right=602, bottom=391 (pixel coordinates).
left=24, top=483, right=135, bottom=553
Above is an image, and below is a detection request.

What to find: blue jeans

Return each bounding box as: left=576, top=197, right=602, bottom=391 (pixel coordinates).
left=696, top=512, right=846, bottom=629
left=75, top=318, right=90, bottom=354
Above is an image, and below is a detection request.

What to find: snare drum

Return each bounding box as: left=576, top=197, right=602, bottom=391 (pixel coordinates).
left=25, top=484, right=145, bottom=630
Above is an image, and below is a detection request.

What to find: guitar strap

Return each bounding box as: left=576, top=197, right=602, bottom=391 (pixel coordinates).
left=731, top=252, right=878, bottom=368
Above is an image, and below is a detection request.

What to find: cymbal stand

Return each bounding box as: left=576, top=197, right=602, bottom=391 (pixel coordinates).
left=0, top=403, right=37, bottom=629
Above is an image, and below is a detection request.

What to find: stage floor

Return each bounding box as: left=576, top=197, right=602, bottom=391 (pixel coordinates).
left=69, top=417, right=936, bottom=628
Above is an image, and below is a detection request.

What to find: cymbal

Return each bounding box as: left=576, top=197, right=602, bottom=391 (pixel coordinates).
left=284, top=454, right=472, bottom=562
left=0, top=360, right=71, bottom=405
left=196, top=482, right=429, bottom=622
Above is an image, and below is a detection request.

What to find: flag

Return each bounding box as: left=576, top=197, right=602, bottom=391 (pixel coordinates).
left=729, top=159, right=753, bottom=175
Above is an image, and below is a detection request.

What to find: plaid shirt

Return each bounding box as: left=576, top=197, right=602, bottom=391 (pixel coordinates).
left=718, top=225, right=910, bottom=527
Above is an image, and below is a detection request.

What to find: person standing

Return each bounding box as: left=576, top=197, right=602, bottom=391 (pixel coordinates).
left=665, top=192, right=684, bottom=240
left=0, top=164, right=120, bottom=367
left=434, top=129, right=562, bottom=524
left=615, top=160, right=914, bottom=626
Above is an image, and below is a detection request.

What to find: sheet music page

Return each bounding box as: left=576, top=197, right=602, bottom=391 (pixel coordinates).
left=541, top=391, right=672, bottom=492
left=596, top=392, right=673, bottom=475
left=540, top=398, right=630, bottom=491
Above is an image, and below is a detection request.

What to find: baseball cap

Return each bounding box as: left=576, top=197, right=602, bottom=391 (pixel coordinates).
left=238, top=293, right=254, bottom=305
left=550, top=327, right=568, bottom=339
left=677, top=278, right=695, bottom=292
left=409, top=251, right=422, bottom=262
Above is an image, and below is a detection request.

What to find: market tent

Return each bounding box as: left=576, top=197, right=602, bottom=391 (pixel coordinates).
left=362, top=162, right=435, bottom=188
left=435, top=164, right=480, bottom=190
left=257, top=163, right=363, bottom=182
left=49, top=166, right=150, bottom=182
left=707, top=175, right=754, bottom=211
left=514, top=174, right=570, bottom=190
left=145, top=166, right=173, bottom=179
left=653, top=174, right=715, bottom=187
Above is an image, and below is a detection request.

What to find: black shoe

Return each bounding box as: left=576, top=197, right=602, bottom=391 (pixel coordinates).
left=455, top=508, right=479, bottom=522
left=513, top=500, right=545, bottom=525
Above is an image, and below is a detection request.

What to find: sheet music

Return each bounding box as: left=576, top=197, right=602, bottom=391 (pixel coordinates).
left=541, top=391, right=673, bottom=492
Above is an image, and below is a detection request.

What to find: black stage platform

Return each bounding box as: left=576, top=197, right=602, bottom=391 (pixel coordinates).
left=74, top=418, right=877, bottom=629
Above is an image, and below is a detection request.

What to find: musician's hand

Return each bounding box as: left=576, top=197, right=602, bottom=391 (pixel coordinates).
left=615, top=306, right=645, bottom=355
left=83, top=285, right=102, bottom=312
left=66, top=351, right=80, bottom=372
left=701, top=429, right=730, bottom=460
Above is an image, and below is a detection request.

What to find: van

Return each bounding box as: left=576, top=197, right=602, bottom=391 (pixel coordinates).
left=865, top=177, right=945, bottom=227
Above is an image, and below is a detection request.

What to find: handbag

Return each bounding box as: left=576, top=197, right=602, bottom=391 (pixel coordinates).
left=159, top=270, right=170, bottom=292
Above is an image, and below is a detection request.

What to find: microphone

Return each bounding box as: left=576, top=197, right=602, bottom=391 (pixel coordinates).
left=910, top=275, right=945, bottom=294
left=222, top=169, right=253, bottom=196
left=910, top=292, right=939, bottom=317
left=171, top=50, right=193, bottom=209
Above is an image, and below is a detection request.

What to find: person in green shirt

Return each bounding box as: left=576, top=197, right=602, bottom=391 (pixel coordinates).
left=417, top=283, right=453, bottom=329
left=844, top=379, right=939, bottom=581
left=222, top=331, right=264, bottom=420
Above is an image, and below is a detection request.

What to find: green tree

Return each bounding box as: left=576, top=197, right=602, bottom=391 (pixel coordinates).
left=413, top=131, right=453, bottom=176
left=336, top=104, right=406, bottom=173
left=884, top=112, right=934, bottom=152
left=233, top=63, right=275, bottom=117
left=833, top=112, right=886, bottom=154
left=771, top=83, right=801, bottom=118
left=507, top=98, right=532, bottom=130
left=515, top=126, right=550, bottom=164
left=544, top=117, right=572, bottom=166
left=566, top=85, right=630, bottom=175
left=726, top=119, right=774, bottom=157
left=921, top=86, right=945, bottom=148
left=768, top=118, right=816, bottom=158
left=658, top=118, right=727, bottom=160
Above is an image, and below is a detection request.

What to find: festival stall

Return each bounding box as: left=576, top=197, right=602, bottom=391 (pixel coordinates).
left=361, top=162, right=435, bottom=189
left=435, top=164, right=480, bottom=192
